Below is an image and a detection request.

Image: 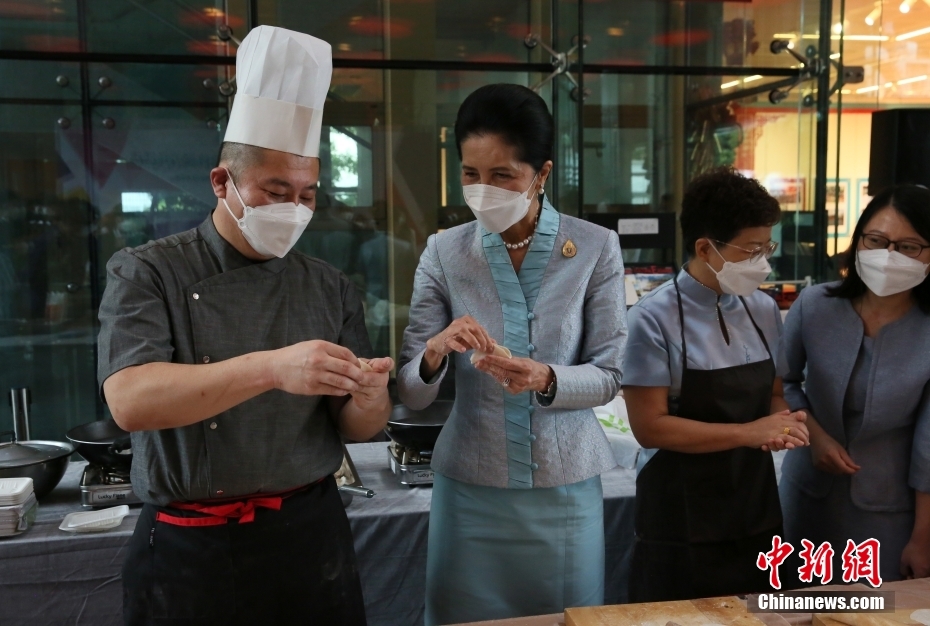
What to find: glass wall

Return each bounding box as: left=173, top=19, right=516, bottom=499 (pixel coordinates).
left=0, top=0, right=829, bottom=440
left=817, top=0, right=930, bottom=268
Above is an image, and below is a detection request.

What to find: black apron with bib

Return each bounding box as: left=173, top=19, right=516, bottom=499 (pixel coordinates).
left=629, top=273, right=783, bottom=603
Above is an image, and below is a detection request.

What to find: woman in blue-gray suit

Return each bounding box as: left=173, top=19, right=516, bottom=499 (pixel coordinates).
left=780, top=184, right=930, bottom=584
left=397, top=84, right=627, bottom=625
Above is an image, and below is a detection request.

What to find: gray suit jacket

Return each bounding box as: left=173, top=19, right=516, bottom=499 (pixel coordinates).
left=780, top=282, right=930, bottom=511
left=397, top=211, right=627, bottom=488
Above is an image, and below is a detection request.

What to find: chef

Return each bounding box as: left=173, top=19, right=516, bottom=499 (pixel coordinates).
left=622, top=168, right=809, bottom=602
left=97, top=26, right=391, bottom=625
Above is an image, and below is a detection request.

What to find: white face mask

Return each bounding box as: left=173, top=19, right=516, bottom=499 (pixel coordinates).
left=856, top=248, right=930, bottom=297
left=463, top=174, right=538, bottom=233
left=222, top=169, right=313, bottom=258
left=708, top=242, right=772, bottom=297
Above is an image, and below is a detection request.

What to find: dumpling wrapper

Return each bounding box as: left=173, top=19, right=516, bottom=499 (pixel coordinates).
left=470, top=344, right=512, bottom=365
left=359, top=360, right=373, bottom=372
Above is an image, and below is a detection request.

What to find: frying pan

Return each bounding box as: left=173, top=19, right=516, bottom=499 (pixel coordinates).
left=384, top=400, right=453, bottom=451
left=66, top=419, right=132, bottom=470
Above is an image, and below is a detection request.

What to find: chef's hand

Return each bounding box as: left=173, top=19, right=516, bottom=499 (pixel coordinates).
left=350, top=357, right=394, bottom=409
left=270, top=340, right=367, bottom=397
left=744, top=410, right=809, bottom=450
left=809, top=429, right=860, bottom=475
left=422, top=316, right=495, bottom=379
left=474, top=355, right=554, bottom=395
left=901, top=536, right=930, bottom=579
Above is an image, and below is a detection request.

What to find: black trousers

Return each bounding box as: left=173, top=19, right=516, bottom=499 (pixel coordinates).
left=123, top=476, right=367, bottom=626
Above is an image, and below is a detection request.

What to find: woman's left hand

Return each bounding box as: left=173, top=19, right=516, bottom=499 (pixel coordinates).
left=474, top=355, right=553, bottom=395
left=901, top=536, right=930, bottom=579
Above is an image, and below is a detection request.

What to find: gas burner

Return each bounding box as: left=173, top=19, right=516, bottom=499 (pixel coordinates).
left=387, top=442, right=434, bottom=486
left=80, top=464, right=141, bottom=509
left=100, top=469, right=132, bottom=485
left=390, top=441, right=432, bottom=465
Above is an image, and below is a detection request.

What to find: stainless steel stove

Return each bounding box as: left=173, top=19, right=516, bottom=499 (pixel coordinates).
left=80, top=464, right=142, bottom=508
left=387, top=442, right=435, bottom=486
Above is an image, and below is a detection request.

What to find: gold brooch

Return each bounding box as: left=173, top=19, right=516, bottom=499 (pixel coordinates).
left=562, top=239, right=577, bottom=258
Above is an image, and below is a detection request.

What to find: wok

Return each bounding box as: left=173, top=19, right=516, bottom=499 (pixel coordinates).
left=384, top=400, right=452, bottom=451
left=66, top=419, right=132, bottom=470
left=0, top=435, right=74, bottom=499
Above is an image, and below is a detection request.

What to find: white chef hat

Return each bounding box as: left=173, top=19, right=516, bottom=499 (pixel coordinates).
left=224, top=25, right=332, bottom=158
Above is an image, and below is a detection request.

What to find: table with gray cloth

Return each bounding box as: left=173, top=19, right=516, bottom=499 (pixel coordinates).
left=0, top=441, right=785, bottom=626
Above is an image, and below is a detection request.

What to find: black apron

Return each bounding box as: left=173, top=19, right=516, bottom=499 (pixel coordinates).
left=122, top=476, right=367, bottom=625
left=629, top=273, right=783, bottom=603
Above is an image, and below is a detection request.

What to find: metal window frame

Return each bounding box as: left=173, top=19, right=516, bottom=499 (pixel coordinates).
left=0, top=0, right=836, bottom=420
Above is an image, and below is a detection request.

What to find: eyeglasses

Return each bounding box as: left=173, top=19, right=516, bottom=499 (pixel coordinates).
left=713, top=240, right=779, bottom=263
left=861, top=232, right=930, bottom=259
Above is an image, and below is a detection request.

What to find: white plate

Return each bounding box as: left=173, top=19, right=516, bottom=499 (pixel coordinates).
left=59, top=517, right=123, bottom=533
left=0, top=478, right=33, bottom=506
left=60, top=506, right=129, bottom=532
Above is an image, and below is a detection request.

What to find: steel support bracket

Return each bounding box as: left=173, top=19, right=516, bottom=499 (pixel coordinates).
left=524, top=33, right=590, bottom=101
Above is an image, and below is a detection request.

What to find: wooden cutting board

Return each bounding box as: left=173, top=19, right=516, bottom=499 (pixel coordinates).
left=813, top=610, right=930, bottom=626
left=565, top=596, right=768, bottom=626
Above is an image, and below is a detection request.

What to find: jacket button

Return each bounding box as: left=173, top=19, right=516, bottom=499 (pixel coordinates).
left=210, top=422, right=217, bottom=430
left=527, top=344, right=535, bottom=352
left=530, top=463, right=539, bottom=471
left=527, top=312, right=535, bottom=320
left=192, top=293, right=199, bottom=300
left=528, top=434, right=537, bottom=442
left=216, top=490, right=223, bottom=495
left=202, top=356, right=210, bottom=363
left=528, top=406, right=535, bottom=414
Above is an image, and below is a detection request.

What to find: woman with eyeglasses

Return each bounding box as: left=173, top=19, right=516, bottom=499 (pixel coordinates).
left=779, top=184, right=930, bottom=584
left=623, top=168, right=810, bottom=602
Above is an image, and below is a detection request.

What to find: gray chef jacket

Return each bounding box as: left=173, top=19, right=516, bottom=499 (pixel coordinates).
left=97, top=214, right=372, bottom=506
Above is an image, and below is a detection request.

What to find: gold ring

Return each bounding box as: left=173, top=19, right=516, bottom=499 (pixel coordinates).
left=783, top=427, right=791, bottom=435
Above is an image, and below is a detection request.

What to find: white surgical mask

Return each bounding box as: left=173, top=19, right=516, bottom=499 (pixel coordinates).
left=708, top=243, right=772, bottom=297
left=463, top=174, right=538, bottom=233
left=222, top=168, right=313, bottom=258
left=856, top=248, right=930, bottom=297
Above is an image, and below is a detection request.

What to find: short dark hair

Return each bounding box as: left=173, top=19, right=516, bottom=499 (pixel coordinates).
left=454, top=84, right=554, bottom=171
left=827, top=184, right=930, bottom=312
left=217, top=141, right=266, bottom=179
left=680, top=167, right=782, bottom=257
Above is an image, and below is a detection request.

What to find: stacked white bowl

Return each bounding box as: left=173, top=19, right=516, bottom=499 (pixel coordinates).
left=0, top=477, right=38, bottom=537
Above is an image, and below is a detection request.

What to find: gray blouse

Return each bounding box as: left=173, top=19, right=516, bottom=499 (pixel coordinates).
left=622, top=268, right=788, bottom=470
left=843, top=336, right=874, bottom=443
left=779, top=282, right=930, bottom=511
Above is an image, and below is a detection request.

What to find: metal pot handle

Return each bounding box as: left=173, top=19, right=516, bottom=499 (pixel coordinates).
left=108, top=435, right=132, bottom=454
left=338, top=485, right=375, bottom=498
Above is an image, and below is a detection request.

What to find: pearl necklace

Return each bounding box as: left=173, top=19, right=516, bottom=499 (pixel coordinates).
left=503, top=211, right=540, bottom=250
